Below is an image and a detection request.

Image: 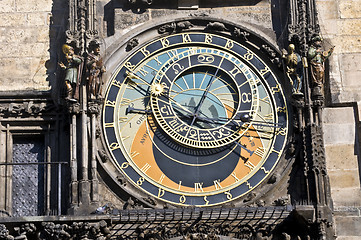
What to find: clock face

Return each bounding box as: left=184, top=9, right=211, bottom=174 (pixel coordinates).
left=103, top=32, right=288, bottom=206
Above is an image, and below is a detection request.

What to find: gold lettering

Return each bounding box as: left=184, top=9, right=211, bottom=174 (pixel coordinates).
left=244, top=161, right=255, bottom=171
left=109, top=142, right=120, bottom=151
left=112, top=79, right=122, bottom=88
left=271, top=84, right=281, bottom=94
left=158, top=188, right=165, bottom=198
left=160, top=38, right=170, bottom=48
left=153, top=56, right=162, bottom=65
left=118, top=117, right=128, bottom=123
left=130, top=151, right=140, bottom=158
left=194, top=182, right=204, bottom=192
left=178, top=181, right=182, bottom=190
left=125, top=62, right=135, bottom=71
left=137, top=177, right=145, bottom=186
left=225, top=40, right=234, bottom=49
left=182, top=34, right=192, bottom=43
left=205, top=34, right=213, bottom=43
left=225, top=191, right=232, bottom=200
left=243, top=51, right=254, bottom=61
left=229, top=66, right=242, bottom=78
left=179, top=195, right=186, bottom=204
left=106, top=100, right=116, bottom=107
left=204, top=196, right=209, bottom=205
left=140, top=163, right=151, bottom=173
left=260, top=67, right=270, bottom=76
left=246, top=180, right=252, bottom=189
left=213, top=179, right=222, bottom=190
left=120, top=162, right=129, bottom=169
left=120, top=98, right=131, bottom=106
left=140, top=47, right=151, bottom=57
left=254, top=147, right=265, bottom=158
left=104, top=122, right=114, bottom=128
left=231, top=172, right=240, bottom=182
left=138, top=67, right=149, bottom=77
left=159, top=174, right=165, bottom=183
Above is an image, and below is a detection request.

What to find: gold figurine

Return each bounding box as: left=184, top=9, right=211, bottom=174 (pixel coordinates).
left=58, top=44, right=82, bottom=101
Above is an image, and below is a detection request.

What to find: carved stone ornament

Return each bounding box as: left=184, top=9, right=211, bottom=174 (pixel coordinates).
left=67, top=102, right=81, bottom=114
left=158, top=21, right=193, bottom=34
left=88, top=101, right=101, bottom=115
left=126, top=38, right=139, bottom=51
left=205, top=22, right=228, bottom=32
left=233, top=27, right=250, bottom=41
left=0, top=101, right=55, bottom=117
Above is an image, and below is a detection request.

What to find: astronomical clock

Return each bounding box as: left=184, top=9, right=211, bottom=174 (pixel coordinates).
left=101, top=18, right=290, bottom=207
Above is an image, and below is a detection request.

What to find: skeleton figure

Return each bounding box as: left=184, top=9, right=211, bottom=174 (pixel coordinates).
left=59, top=44, right=82, bottom=101
left=282, top=44, right=303, bottom=95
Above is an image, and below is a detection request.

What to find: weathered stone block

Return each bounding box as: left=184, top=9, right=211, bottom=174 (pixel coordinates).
left=114, top=10, right=150, bottom=30
left=338, top=19, right=361, bottom=36
left=323, top=123, right=355, bottom=145
left=339, top=1, right=361, bottom=19
left=26, top=12, right=48, bottom=26
left=335, top=216, right=361, bottom=237
left=323, top=107, right=355, bottom=124
left=325, top=144, right=359, bottom=170
left=331, top=188, right=361, bottom=207
left=223, top=7, right=272, bottom=27
left=0, top=42, right=49, bottom=57
left=316, top=0, right=338, bottom=20
left=328, top=169, right=361, bottom=188
left=0, top=13, right=25, bottom=26
left=15, top=0, right=52, bottom=12
left=0, top=0, right=15, bottom=13
left=0, top=57, right=32, bottom=77
left=333, top=36, right=361, bottom=54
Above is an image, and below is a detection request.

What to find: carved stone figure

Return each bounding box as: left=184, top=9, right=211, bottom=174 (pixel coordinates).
left=307, top=36, right=334, bottom=97
left=282, top=44, right=303, bottom=95
left=59, top=44, right=83, bottom=101
left=0, top=224, right=14, bottom=240
left=87, top=42, right=106, bottom=100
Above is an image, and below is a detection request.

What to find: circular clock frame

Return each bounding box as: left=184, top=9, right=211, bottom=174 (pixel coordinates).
left=100, top=17, right=291, bottom=207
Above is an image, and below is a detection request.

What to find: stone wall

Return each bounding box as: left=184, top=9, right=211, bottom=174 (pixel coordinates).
left=317, top=0, right=361, bottom=238
left=0, top=0, right=67, bottom=91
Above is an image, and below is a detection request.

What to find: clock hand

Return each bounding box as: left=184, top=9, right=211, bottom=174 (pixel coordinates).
left=234, top=141, right=254, bottom=156
left=126, top=106, right=151, bottom=114
left=195, top=113, right=285, bottom=128
left=126, top=71, right=152, bottom=87
left=190, top=66, right=221, bottom=126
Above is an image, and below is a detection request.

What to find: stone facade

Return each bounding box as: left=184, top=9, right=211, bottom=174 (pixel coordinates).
left=316, top=0, right=361, bottom=238
left=0, top=0, right=67, bottom=92
left=0, top=0, right=360, bottom=239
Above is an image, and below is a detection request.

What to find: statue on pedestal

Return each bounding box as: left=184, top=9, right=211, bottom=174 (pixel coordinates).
left=282, top=44, right=303, bottom=96
left=307, top=36, right=334, bottom=97
left=86, top=42, right=106, bottom=100
left=58, top=44, right=83, bottom=102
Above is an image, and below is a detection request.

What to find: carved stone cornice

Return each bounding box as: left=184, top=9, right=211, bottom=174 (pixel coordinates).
left=0, top=101, right=56, bottom=117
left=66, top=0, right=99, bottom=54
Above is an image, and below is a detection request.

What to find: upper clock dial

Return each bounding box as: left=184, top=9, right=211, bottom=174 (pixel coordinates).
left=103, top=32, right=288, bottom=206
left=150, top=47, right=258, bottom=148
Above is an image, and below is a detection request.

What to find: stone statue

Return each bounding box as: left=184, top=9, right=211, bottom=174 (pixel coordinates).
left=59, top=44, right=82, bottom=102
left=307, top=36, right=334, bottom=96
left=86, top=42, right=106, bottom=100
left=282, top=44, right=303, bottom=95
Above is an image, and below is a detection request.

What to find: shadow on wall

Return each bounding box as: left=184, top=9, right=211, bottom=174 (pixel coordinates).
left=104, top=0, right=263, bottom=37
left=45, top=0, right=68, bottom=102
left=270, top=0, right=289, bottom=49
